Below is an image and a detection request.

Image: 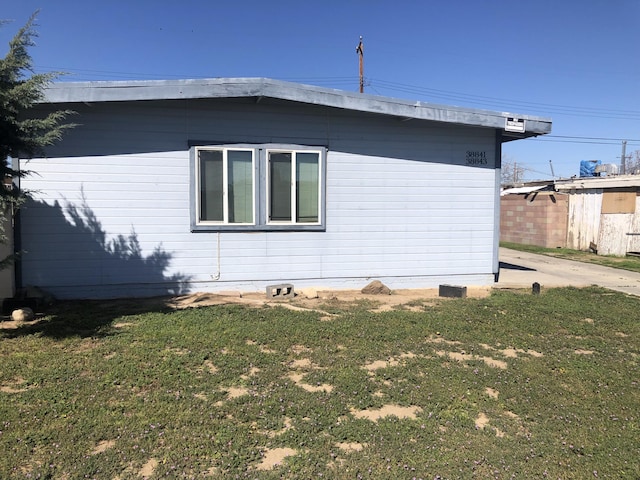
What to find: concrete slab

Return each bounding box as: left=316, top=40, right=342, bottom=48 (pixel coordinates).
left=497, top=247, right=640, bottom=297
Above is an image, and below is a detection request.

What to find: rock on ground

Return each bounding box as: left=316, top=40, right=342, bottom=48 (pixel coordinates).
left=361, top=280, right=391, bottom=295
left=11, top=308, right=35, bottom=322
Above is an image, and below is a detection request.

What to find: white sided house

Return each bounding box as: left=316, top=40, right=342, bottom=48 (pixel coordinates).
left=15, top=78, right=551, bottom=299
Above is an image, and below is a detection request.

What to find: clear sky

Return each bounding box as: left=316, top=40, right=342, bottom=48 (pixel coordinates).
left=2, top=0, right=639, bottom=180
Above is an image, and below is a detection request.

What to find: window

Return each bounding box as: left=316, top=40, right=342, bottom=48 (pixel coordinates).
left=197, top=147, right=255, bottom=225
left=267, top=150, right=320, bottom=224
left=191, top=144, right=325, bottom=231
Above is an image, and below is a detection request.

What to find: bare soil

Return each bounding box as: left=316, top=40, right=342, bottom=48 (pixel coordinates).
left=0, top=286, right=492, bottom=331
left=168, top=286, right=492, bottom=312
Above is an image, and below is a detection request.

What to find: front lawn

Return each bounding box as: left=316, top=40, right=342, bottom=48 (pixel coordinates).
left=1, top=287, right=638, bottom=479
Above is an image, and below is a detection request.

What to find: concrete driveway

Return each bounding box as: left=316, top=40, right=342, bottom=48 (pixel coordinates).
left=497, top=247, right=640, bottom=297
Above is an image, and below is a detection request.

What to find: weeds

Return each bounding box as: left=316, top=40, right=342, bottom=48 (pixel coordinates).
left=0, top=287, right=638, bottom=478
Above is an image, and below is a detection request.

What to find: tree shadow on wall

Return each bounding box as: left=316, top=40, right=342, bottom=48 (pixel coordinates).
left=4, top=194, right=193, bottom=338
left=63, top=197, right=192, bottom=295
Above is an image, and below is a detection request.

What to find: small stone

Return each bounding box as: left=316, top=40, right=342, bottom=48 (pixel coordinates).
left=11, top=308, right=35, bottom=323
left=361, top=280, right=391, bottom=295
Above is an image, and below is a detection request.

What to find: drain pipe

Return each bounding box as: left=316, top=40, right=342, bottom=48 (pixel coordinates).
left=211, top=232, right=221, bottom=280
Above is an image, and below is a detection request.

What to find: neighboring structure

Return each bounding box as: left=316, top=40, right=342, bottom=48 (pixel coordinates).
left=13, top=78, right=551, bottom=299
left=501, top=175, right=640, bottom=256
left=500, top=184, right=568, bottom=249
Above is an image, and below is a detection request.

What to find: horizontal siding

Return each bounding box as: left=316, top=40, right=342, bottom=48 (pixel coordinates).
left=19, top=100, right=498, bottom=298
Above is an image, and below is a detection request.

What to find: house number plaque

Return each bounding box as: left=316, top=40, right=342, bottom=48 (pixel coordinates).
left=465, top=151, right=488, bottom=165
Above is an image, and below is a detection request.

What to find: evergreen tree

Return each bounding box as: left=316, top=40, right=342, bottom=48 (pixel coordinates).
left=0, top=12, right=73, bottom=269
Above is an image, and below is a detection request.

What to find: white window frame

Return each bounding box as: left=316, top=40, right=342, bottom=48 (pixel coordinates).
left=194, top=146, right=256, bottom=226
left=190, top=144, right=326, bottom=232
left=266, top=149, right=323, bottom=227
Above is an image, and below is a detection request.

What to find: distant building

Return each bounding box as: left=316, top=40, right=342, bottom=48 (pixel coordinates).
left=501, top=175, right=640, bottom=255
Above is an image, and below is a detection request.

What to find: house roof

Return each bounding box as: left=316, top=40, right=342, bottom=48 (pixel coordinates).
left=501, top=185, right=550, bottom=196
left=555, top=175, right=640, bottom=190
left=42, top=77, right=551, bottom=142
left=503, top=175, right=640, bottom=192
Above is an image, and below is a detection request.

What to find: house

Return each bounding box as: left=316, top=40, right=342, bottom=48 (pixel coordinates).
left=501, top=175, right=640, bottom=255
left=11, top=78, right=551, bottom=299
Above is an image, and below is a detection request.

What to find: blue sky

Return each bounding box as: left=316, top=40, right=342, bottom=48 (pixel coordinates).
left=2, top=0, right=639, bottom=180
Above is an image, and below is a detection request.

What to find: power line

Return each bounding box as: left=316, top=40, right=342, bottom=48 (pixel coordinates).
left=547, top=135, right=640, bottom=142
left=529, top=136, right=640, bottom=146
left=368, top=78, right=640, bottom=120
left=32, top=64, right=640, bottom=123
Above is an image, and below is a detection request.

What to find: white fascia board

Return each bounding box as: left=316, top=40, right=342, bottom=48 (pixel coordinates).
left=42, top=77, right=552, bottom=137
left=500, top=185, right=548, bottom=195
left=555, top=176, right=640, bottom=191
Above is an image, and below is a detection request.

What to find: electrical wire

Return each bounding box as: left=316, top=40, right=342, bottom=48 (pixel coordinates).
left=527, top=136, right=640, bottom=146
left=34, top=65, right=639, bottom=121
left=31, top=65, right=640, bottom=148
left=368, top=78, right=640, bottom=121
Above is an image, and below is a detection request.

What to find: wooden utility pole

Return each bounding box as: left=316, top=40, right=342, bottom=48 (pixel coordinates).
left=356, top=36, right=364, bottom=93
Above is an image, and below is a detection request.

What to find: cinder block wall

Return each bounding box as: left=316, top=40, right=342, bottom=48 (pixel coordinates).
left=500, top=193, right=568, bottom=248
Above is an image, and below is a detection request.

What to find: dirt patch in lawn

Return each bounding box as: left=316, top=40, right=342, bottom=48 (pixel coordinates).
left=435, top=350, right=508, bottom=369
left=138, top=458, right=158, bottom=478
left=337, top=442, right=365, bottom=452
left=0, top=376, right=30, bottom=394
left=475, top=412, right=490, bottom=429
left=255, top=447, right=297, bottom=471
left=0, top=317, right=45, bottom=330
left=363, top=353, right=417, bottom=372
left=485, top=387, right=499, bottom=399
left=1, top=287, right=492, bottom=329
left=164, top=287, right=492, bottom=312
left=350, top=404, right=422, bottom=422
left=288, top=372, right=333, bottom=393
left=91, top=439, right=116, bottom=455
left=224, top=386, right=250, bottom=399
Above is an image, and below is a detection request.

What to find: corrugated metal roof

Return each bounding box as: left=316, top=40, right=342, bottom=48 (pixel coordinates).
left=41, top=77, right=552, bottom=141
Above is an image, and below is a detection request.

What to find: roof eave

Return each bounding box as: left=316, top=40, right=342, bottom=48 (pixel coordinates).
left=41, top=77, right=552, bottom=138
left=555, top=175, right=640, bottom=190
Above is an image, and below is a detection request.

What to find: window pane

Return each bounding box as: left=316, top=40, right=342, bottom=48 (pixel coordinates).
left=228, top=150, right=253, bottom=223
left=199, top=150, right=223, bottom=222
left=296, top=152, right=319, bottom=223
left=269, top=152, right=292, bottom=221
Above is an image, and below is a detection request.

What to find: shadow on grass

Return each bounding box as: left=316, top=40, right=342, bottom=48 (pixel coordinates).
left=0, top=296, right=177, bottom=339
left=4, top=191, right=192, bottom=339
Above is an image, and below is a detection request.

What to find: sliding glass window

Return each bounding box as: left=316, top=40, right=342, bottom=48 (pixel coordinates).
left=267, top=150, right=320, bottom=225
left=197, top=148, right=255, bottom=225
left=192, top=144, right=324, bottom=231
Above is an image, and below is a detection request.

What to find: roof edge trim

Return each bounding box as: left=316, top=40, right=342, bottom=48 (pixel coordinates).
left=41, top=77, right=552, bottom=137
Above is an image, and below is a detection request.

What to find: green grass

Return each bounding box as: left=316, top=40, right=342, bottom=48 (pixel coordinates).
left=501, top=241, right=640, bottom=273
left=1, top=288, right=639, bottom=479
